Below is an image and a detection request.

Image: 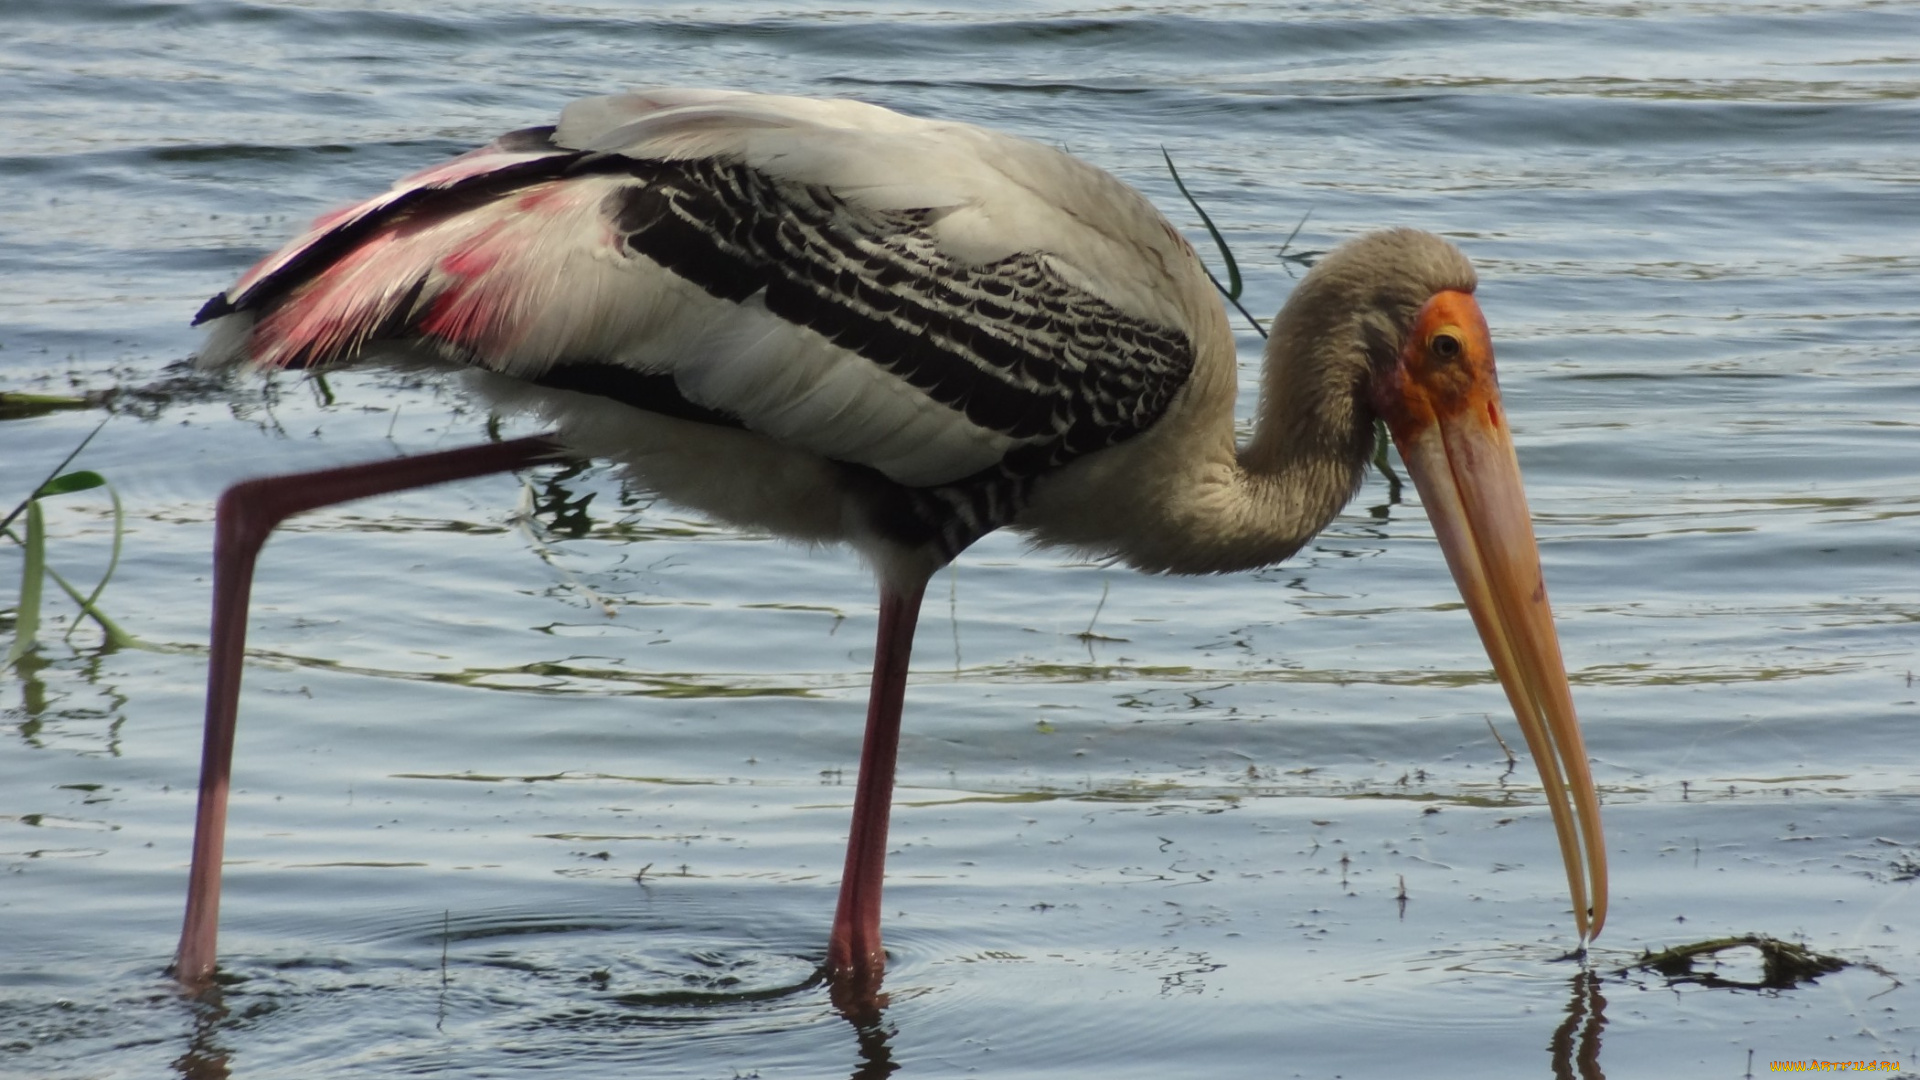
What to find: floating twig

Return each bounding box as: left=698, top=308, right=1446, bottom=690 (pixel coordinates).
left=1072, top=581, right=1126, bottom=644
left=1620, top=934, right=1854, bottom=991
left=1484, top=714, right=1518, bottom=767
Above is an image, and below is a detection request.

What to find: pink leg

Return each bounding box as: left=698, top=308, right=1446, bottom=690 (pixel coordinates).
left=174, top=435, right=563, bottom=989
left=826, top=576, right=928, bottom=993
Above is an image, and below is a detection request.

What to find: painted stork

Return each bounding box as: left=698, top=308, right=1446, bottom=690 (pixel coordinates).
left=176, top=88, right=1607, bottom=995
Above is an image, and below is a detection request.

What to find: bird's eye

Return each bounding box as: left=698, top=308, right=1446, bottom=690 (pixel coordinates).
left=1430, top=332, right=1462, bottom=360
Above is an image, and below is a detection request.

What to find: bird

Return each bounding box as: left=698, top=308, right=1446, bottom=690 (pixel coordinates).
left=174, top=88, right=1607, bottom=997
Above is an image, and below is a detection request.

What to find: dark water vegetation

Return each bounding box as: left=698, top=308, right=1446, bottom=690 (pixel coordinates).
left=3, top=1, right=1918, bottom=1077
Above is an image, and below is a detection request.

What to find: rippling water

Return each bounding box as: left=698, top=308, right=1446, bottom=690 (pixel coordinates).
left=3, top=2, right=1917, bottom=1077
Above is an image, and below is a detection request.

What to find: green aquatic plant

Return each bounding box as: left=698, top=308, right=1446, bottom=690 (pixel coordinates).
left=3, top=423, right=142, bottom=667
left=1161, top=151, right=1399, bottom=501
left=5, top=498, right=45, bottom=669
left=0, top=391, right=98, bottom=420
left=1161, top=148, right=1264, bottom=339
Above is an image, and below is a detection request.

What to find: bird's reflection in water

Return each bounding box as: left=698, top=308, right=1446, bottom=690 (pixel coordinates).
left=1550, top=971, right=1608, bottom=1080
left=162, top=964, right=1606, bottom=1077
left=171, top=984, right=232, bottom=1080
left=832, top=982, right=900, bottom=1080
left=831, top=967, right=1609, bottom=1079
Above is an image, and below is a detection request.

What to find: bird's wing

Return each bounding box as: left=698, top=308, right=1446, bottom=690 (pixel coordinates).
left=198, top=90, right=1201, bottom=488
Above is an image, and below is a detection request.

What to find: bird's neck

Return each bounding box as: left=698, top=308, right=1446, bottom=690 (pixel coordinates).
left=1217, top=383, right=1372, bottom=571
left=1022, top=307, right=1374, bottom=576
left=1230, top=304, right=1379, bottom=558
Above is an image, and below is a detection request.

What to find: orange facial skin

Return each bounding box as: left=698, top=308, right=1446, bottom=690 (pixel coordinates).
left=1371, top=289, right=1500, bottom=440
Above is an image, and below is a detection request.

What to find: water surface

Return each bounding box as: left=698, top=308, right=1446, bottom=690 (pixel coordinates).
left=2, top=2, right=1917, bottom=1077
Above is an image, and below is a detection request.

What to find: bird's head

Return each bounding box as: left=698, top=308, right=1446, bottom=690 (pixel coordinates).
left=1284, top=229, right=1608, bottom=941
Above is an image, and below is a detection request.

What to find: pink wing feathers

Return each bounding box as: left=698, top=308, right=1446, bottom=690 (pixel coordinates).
left=199, top=127, right=613, bottom=370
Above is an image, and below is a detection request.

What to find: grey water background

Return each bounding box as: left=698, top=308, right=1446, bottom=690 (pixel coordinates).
left=3, top=1, right=1918, bottom=1076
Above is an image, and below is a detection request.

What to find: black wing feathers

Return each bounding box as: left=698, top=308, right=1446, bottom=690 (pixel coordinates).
left=612, top=158, right=1194, bottom=464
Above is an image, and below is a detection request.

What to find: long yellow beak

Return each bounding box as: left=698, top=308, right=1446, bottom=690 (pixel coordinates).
left=1373, top=289, right=1607, bottom=941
